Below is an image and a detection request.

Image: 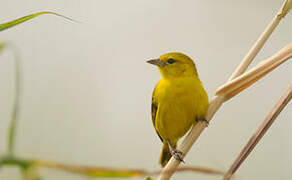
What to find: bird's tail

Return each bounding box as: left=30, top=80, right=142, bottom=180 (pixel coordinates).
left=159, top=142, right=176, bottom=167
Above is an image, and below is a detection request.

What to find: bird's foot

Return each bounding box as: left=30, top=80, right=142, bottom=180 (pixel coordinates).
left=170, top=149, right=185, bottom=163
left=200, top=117, right=209, bottom=127
left=167, top=140, right=185, bottom=163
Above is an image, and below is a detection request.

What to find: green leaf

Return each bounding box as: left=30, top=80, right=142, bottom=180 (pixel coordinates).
left=145, top=176, right=155, bottom=180
left=0, top=11, right=77, bottom=32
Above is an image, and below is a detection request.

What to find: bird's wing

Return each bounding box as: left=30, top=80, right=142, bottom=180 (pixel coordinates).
left=152, top=86, right=163, bottom=142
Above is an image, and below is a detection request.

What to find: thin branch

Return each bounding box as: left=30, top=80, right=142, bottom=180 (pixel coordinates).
left=223, top=84, right=292, bottom=180
left=228, top=0, right=292, bottom=80
left=33, top=159, right=225, bottom=177
left=0, top=156, right=224, bottom=178
left=216, top=43, right=292, bottom=100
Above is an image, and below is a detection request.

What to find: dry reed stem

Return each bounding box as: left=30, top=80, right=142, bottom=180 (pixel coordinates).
left=157, top=0, right=292, bottom=178
left=228, top=0, right=292, bottom=81
left=216, top=43, right=292, bottom=100
left=223, top=84, right=292, bottom=180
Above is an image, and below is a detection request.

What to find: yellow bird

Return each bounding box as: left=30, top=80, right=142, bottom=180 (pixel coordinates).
left=147, top=52, right=209, bottom=167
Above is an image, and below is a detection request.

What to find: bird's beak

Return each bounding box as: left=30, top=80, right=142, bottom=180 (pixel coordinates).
left=147, top=59, right=166, bottom=67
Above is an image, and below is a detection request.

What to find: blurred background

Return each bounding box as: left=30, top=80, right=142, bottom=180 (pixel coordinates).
left=0, top=0, right=291, bottom=179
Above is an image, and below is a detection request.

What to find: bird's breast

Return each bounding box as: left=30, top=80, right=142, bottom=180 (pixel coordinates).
left=154, top=77, right=208, bottom=140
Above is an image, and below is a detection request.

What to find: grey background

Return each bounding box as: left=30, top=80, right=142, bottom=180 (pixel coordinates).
left=0, top=0, right=291, bottom=179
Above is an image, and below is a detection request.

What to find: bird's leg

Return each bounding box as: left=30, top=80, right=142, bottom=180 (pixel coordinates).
left=167, top=140, right=185, bottom=163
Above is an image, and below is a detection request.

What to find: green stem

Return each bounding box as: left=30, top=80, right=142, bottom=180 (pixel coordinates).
left=4, top=43, right=22, bottom=155
left=0, top=156, right=30, bottom=170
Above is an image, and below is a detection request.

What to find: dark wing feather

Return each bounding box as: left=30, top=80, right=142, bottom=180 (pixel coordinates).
left=151, top=87, right=163, bottom=142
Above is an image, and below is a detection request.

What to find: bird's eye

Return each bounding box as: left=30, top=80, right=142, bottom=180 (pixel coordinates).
left=167, top=58, right=176, bottom=64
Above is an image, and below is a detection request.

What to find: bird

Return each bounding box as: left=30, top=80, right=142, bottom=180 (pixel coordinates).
left=147, top=52, right=209, bottom=167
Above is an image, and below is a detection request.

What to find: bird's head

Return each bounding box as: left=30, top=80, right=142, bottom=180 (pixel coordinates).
left=147, top=52, right=198, bottom=79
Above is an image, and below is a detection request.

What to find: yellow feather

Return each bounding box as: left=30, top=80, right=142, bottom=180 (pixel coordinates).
left=149, top=52, right=209, bottom=167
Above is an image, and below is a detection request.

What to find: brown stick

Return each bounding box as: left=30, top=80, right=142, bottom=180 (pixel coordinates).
left=223, top=84, right=292, bottom=180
